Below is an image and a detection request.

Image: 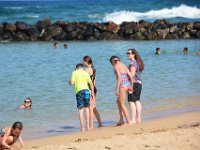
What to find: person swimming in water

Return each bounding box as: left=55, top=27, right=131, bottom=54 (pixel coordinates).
left=19, top=97, right=32, bottom=110
left=183, top=47, right=188, bottom=54
left=53, top=42, right=58, bottom=49
left=155, top=47, right=161, bottom=55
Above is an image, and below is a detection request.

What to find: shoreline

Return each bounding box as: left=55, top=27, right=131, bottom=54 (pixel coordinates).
left=19, top=110, right=200, bottom=150
left=21, top=103, right=200, bottom=141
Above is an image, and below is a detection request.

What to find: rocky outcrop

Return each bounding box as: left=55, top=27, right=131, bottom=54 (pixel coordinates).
left=0, top=19, right=199, bottom=41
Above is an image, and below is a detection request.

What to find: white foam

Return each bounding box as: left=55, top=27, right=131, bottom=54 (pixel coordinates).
left=103, top=4, right=200, bottom=24
left=88, top=14, right=101, bottom=19
left=26, top=15, right=39, bottom=18
left=5, top=6, right=24, bottom=10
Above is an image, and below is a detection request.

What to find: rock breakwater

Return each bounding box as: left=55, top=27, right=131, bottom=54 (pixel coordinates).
left=0, top=19, right=200, bottom=41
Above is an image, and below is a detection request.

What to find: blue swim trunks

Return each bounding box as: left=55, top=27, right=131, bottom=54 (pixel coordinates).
left=76, top=89, right=90, bottom=109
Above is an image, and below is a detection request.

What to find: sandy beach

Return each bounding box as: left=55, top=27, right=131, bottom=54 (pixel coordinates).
left=12, top=111, right=200, bottom=150
left=1, top=1, right=200, bottom=150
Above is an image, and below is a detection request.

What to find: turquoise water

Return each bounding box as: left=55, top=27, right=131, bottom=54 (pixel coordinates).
left=0, top=40, right=200, bottom=139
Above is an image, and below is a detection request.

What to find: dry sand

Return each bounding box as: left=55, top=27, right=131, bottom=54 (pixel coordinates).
left=14, top=111, right=200, bottom=150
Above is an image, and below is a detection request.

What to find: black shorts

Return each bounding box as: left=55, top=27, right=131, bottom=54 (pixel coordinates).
left=128, top=82, right=142, bottom=102
left=94, top=86, right=97, bottom=94
left=88, top=84, right=97, bottom=94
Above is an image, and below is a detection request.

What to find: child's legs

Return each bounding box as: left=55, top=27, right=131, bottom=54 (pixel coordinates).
left=85, top=107, right=90, bottom=130
left=0, top=136, right=14, bottom=149
left=83, top=90, right=91, bottom=129
left=76, top=90, right=85, bottom=131
left=129, top=102, right=136, bottom=123
left=119, top=88, right=130, bottom=124
left=78, top=109, right=84, bottom=132
left=7, top=136, right=14, bottom=145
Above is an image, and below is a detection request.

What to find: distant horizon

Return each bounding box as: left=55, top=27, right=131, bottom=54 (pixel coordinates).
left=0, top=0, right=84, bottom=1
left=0, top=0, right=123, bottom=1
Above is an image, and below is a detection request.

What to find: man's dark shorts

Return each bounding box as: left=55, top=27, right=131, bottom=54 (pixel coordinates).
left=76, top=89, right=90, bottom=109
left=128, top=83, right=142, bottom=102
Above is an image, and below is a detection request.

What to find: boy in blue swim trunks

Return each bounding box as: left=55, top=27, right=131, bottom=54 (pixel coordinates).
left=69, top=63, right=94, bottom=132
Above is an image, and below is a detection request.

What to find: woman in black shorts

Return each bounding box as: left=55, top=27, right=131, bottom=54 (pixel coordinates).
left=83, top=56, right=103, bottom=128
left=126, top=49, right=144, bottom=123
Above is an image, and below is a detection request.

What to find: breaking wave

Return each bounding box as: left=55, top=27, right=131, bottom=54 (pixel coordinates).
left=102, top=4, right=200, bottom=24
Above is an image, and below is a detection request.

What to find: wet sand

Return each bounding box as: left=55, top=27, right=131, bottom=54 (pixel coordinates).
left=11, top=111, right=200, bottom=150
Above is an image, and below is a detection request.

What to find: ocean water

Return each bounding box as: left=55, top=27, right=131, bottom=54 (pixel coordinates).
left=0, top=40, right=200, bottom=140
left=0, top=0, right=200, bottom=140
left=0, top=0, right=200, bottom=24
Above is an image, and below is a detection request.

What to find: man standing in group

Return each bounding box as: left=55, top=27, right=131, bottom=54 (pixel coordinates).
left=69, top=63, right=94, bottom=132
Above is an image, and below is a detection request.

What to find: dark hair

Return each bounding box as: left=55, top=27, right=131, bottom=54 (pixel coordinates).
left=24, top=97, right=32, bottom=106
left=110, top=55, right=120, bottom=65
left=83, top=56, right=92, bottom=65
left=76, top=63, right=84, bottom=69
left=128, top=49, right=144, bottom=72
left=184, top=47, right=188, bottom=51
left=83, top=55, right=96, bottom=76
left=156, top=47, right=160, bottom=51
left=12, top=122, right=23, bottom=130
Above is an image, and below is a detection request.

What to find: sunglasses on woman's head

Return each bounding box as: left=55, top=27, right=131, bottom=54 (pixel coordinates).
left=25, top=101, right=31, bottom=103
